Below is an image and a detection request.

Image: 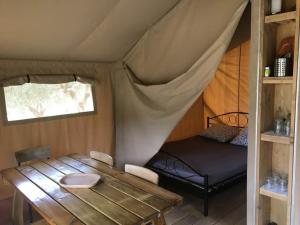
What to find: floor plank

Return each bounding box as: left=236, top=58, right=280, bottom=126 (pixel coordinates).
left=172, top=215, right=200, bottom=225
left=213, top=203, right=245, bottom=225
left=164, top=181, right=246, bottom=225
left=235, top=216, right=246, bottom=225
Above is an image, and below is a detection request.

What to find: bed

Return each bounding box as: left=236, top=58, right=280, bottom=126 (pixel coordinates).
left=146, top=112, right=248, bottom=216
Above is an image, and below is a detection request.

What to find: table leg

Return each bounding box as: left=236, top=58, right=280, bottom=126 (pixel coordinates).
left=157, top=214, right=167, bottom=225
left=12, top=190, right=24, bottom=225
left=151, top=213, right=166, bottom=225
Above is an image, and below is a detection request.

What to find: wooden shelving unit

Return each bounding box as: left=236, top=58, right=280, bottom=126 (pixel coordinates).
left=265, top=11, right=296, bottom=24
left=260, top=186, right=288, bottom=202
left=261, top=131, right=293, bottom=144
left=263, top=76, right=294, bottom=84
left=256, top=0, right=299, bottom=225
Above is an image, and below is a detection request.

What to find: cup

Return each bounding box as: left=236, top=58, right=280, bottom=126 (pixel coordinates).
left=266, top=176, right=273, bottom=189
left=274, top=119, right=284, bottom=135
left=284, top=120, right=291, bottom=136
left=272, top=173, right=281, bottom=189
left=279, top=178, right=288, bottom=193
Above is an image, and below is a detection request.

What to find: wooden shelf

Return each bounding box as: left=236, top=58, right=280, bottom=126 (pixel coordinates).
left=265, top=11, right=297, bottom=24
left=256, top=2, right=300, bottom=225
left=263, top=76, right=293, bottom=84
left=261, top=131, right=293, bottom=144
left=260, top=186, right=288, bottom=202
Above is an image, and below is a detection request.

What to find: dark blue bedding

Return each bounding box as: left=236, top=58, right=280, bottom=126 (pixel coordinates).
left=147, top=136, right=247, bottom=186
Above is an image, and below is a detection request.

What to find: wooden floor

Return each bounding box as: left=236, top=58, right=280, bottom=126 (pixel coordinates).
left=164, top=181, right=246, bottom=225
left=0, top=181, right=246, bottom=225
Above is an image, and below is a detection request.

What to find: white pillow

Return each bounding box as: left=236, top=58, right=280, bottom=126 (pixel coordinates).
left=200, top=124, right=239, bottom=142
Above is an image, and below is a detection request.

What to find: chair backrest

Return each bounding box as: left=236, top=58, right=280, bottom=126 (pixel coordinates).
left=90, top=151, right=114, bottom=167
left=15, top=146, right=51, bottom=166
left=124, top=164, right=159, bottom=185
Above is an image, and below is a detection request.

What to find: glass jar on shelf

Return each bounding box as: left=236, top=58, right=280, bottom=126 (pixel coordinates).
left=272, top=172, right=281, bottom=191
left=284, top=113, right=291, bottom=136
left=274, top=107, right=285, bottom=135
left=274, top=119, right=284, bottom=135
left=264, top=66, right=271, bottom=77
left=279, top=178, right=288, bottom=193
left=265, top=176, right=273, bottom=189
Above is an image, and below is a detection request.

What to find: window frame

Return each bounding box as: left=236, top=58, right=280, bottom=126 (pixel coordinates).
left=0, top=83, right=97, bottom=125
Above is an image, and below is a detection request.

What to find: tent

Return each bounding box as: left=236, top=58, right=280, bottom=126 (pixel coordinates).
left=3, top=1, right=300, bottom=225
left=0, top=1, right=258, bottom=225
left=0, top=0, right=249, bottom=169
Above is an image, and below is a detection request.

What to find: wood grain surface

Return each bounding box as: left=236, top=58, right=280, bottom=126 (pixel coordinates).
left=1, top=155, right=181, bottom=225
left=69, top=154, right=183, bottom=206
left=1, top=168, right=83, bottom=225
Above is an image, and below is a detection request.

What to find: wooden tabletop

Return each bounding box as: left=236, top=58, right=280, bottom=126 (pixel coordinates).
left=1, top=154, right=182, bottom=225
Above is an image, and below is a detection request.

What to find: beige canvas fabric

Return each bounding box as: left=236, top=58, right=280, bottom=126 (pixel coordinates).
left=113, top=0, right=248, bottom=167
left=0, top=0, right=248, bottom=170
left=0, top=74, right=95, bottom=87
left=0, top=60, right=114, bottom=170
left=0, top=0, right=179, bottom=61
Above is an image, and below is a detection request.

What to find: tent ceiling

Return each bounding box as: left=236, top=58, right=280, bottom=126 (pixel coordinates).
left=0, top=0, right=179, bottom=62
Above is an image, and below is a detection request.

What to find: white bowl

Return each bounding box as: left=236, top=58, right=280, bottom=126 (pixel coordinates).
left=59, top=173, right=101, bottom=188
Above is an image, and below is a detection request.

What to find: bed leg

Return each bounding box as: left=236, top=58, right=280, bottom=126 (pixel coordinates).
left=204, top=176, right=209, bottom=217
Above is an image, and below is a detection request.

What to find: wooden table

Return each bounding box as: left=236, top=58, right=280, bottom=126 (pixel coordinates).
left=1, top=154, right=182, bottom=225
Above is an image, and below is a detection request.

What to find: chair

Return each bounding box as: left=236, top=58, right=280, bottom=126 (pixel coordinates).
left=89, top=151, right=114, bottom=167
left=124, top=164, right=159, bottom=185
left=14, top=146, right=51, bottom=224
left=15, top=146, right=51, bottom=166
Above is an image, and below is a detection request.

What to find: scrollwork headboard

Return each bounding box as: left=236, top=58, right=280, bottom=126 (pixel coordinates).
left=207, top=112, right=248, bottom=129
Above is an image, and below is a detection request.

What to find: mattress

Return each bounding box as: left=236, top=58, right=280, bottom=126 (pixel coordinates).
left=147, top=136, right=247, bottom=186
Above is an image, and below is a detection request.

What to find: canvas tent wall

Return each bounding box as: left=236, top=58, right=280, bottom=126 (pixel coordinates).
left=0, top=0, right=248, bottom=170
left=0, top=0, right=179, bottom=170
left=167, top=4, right=251, bottom=143
left=0, top=61, right=114, bottom=170
left=113, top=0, right=248, bottom=167
left=167, top=40, right=250, bottom=143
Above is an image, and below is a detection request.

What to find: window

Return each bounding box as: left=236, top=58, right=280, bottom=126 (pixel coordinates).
left=3, top=81, right=95, bottom=122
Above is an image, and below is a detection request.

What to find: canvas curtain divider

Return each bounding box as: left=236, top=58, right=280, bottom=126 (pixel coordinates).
left=112, top=0, right=248, bottom=167
left=0, top=74, right=95, bottom=87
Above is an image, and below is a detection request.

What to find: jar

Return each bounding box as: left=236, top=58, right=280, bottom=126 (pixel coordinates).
left=272, top=173, right=281, bottom=190
left=279, top=178, right=288, bottom=193
left=274, top=119, right=284, bottom=135
left=284, top=119, right=291, bottom=136
left=284, top=113, right=291, bottom=136
left=271, top=0, right=282, bottom=14
left=265, top=176, right=273, bottom=189
left=265, top=66, right=271, bottom=77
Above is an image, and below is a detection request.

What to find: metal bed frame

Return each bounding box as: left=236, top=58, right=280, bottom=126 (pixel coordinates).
left=146, top=112, right=248, bottom=217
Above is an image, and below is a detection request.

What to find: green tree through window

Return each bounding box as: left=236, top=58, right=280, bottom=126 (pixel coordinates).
left=3, top=82, right=94, bottom=121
